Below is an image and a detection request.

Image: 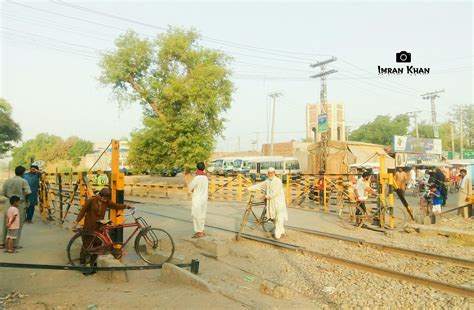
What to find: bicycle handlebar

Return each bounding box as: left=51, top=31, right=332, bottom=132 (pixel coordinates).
left=120, top=209, right=136, bottom=217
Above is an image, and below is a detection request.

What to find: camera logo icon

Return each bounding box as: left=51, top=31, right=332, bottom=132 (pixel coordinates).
left=396, top=51, right=411, bottom=63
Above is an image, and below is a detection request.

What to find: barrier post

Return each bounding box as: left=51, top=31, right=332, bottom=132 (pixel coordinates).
left=323, top=176, right=328, bottom=212
left=286, top=173, right=290, bottom=206
left=109, top=139, right=123, bottom=244
left=238, top=173, right=242, bottom=201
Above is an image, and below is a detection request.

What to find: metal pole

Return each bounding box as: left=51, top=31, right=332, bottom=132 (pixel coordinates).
left=451, top=123, right=455, bottom=159
left=270, top=96, right=276, bottom=156
left=414, top=113, right=419, bottom=138
left=460, top=106, right=464, bottom=159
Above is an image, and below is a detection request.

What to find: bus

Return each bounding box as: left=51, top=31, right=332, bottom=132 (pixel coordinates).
left=208, top=157, right=265, bottom=176
left=249, top=156, right=301, bottom=181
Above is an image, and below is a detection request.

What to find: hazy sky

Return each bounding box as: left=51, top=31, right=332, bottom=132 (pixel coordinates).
left=1, top=0, right=472, bottom=152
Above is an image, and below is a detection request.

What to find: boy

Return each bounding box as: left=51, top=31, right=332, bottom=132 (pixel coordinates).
left=5, top=196, right=21, bottom=253
left=429, top=184, right=442, bottom=216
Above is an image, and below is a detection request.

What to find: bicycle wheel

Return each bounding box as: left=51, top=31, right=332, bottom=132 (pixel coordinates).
left=67, top=231, right=108, bottom=266
left=384, top=206, right=407, bottom=230
left=339, top=202, right=367, bottom=229
left=260, top=207, right=275, bottom=232
left=237, top=209, right=251, bottom=240
left=134, top=228, right=175, bottom=265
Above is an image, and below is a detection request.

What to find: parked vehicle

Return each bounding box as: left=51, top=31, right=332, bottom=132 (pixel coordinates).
left=249, top=156, right=301, bottom=182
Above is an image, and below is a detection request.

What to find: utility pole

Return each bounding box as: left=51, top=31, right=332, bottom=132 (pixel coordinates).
left=450, top=123, right=455, bottom=158
left=421, top=89, right=444, bottom=138
left=310, top=57, right=337, bottom=171
left=269, top=92, right=282, bottom=156
left=406, top=111, right=421, bottom=138
left=460, top=106, right=464, bottom=159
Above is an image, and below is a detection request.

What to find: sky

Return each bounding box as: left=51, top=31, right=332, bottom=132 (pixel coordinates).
left=0, top=0, right=472, bottom=153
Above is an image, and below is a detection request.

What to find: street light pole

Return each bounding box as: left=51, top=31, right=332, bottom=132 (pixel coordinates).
left=269, top=92, right=282, bottom=156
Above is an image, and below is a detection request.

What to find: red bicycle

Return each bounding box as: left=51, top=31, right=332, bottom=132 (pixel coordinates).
left=67, top=210, right=174, bottom=266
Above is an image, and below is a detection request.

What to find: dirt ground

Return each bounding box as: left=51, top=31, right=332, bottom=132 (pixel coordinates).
left=1, top=196, right=473, bottom=309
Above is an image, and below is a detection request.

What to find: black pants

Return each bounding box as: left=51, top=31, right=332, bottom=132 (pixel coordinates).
left=80, top=235, right=101, bottom=266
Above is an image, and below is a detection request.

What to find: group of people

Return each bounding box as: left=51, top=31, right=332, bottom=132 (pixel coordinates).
left=0, top=165, right=42, bottom=253
left=188, top=163, right=288, bottom=240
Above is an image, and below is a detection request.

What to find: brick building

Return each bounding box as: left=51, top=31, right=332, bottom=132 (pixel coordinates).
left=306, top=102, right=346, bottom=142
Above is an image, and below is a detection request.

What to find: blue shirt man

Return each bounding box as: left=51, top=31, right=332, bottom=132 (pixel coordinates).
left=23, top=165, right=41, bottom=223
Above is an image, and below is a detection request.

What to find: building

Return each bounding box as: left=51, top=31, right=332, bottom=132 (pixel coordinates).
left=306, top=102, right=346, bottom=142
left=83, top=140, right=129, bottom=171
left=261, top=141, right=312, bottom=173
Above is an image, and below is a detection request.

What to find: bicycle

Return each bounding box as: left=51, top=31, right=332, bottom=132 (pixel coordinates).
left=237, top=193, right=275, bottom=240
left=339, top=196, right=407, bottom=231
left=67, top=209, right=175, bottom=266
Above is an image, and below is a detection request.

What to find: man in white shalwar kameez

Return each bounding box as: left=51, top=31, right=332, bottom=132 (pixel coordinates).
left=188, top=162, right=209, bottom=238
left=248, top=167, right=288, bottom=239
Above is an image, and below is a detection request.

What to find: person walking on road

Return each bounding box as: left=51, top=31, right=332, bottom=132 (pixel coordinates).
left=457, top=169, right=472, bottom=218
left=188, top=162, right=209, bottom=238
left=395, top=168, right=408, bottom=195
left=23, top=164, right=42, bottom=223
left=0, top=166, right=31, bottom=249
left=248, top=167, right=288, bottom=240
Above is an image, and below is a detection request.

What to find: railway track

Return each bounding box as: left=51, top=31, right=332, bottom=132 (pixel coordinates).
left=137, top=208, right=474, bottom=298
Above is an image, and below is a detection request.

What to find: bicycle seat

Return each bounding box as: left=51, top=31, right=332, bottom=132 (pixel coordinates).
left=97, top=219, right=112, bottom=225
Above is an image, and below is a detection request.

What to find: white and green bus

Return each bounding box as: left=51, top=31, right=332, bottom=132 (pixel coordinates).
left=248, top=156, right=301, bottom=181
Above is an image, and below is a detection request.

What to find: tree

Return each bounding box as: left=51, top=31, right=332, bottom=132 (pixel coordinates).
left=411, top=121, right=458, bottom=151
left=0, top=98, right=22, bottom=157
left=349, top=114, right=410, bottom=146
left=99, top=28, right=233, bottom=171
left=11, top=134, right=93, bottom=168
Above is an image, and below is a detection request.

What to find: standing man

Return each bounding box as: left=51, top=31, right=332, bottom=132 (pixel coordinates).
left=188, top=162, right=209, bottom=238
left=23, top=164, right=41, bottom=223
left=458, top=169, right=472, bottom=218
left=0, top=166, right=31, bottom=248
left=395, top=168, right=408, bottom=195
left=354, top=171, right=374, bottom=215
left=248, top=167, right=288, bottom=239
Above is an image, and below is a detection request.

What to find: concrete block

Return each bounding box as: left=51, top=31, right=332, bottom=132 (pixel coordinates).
left=195, top=237, right=229, bottom=258
left=96, top=254, right=128, bottom=283
left=160, top=263, right=215, bottom=293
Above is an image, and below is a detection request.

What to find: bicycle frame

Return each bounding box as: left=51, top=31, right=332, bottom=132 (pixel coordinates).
left=95, top=216, right=148, bottom=248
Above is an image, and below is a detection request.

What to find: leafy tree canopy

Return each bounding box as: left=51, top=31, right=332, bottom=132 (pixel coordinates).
left=0, top=98, right=22, bottom=157
left=11, top=134, right=93, bottom=168
left=100, top=28, right=233, bottom=171
left=349, top=114, right=410, bottom=146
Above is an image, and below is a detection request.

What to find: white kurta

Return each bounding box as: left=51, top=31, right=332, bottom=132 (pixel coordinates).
left=188, top=175, right=209, bottom=232
left=249, top=177, right=288, bottom=238
left=458, top=176, right=472, bottom=207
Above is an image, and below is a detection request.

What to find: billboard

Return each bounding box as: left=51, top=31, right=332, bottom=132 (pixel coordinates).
left=318, top=113, right=327, bottom=133
left=393, top=136, right=442, bottom=155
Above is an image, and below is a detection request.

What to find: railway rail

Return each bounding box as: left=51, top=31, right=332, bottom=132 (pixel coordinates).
left=137, top=209, right=474, bottom=298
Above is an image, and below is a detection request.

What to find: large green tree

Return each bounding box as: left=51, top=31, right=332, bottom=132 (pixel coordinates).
left=349, top=114, right=410, bottom=146
left=99, top=28, right=233, bottom=171
left=0, top=98, right=22, bottom=157
left=11, top=134, right=93, bottom=167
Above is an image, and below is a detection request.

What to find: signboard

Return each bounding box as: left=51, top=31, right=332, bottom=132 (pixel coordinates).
left=396, top=153, right=441, bottom=166
left=393, top=136, right=442, bottom=154
left=318, top=113, right=327, bottom=133
left=449, top=150, right=474, bottom=160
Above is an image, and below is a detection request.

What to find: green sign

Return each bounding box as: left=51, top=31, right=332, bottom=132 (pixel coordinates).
left=448, top=150, right=474, bottom=159
left=318, top=113, right=327, bottom=133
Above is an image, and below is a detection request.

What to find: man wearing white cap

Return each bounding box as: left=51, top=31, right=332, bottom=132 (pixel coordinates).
left=248, top=167, right=288, bottom=239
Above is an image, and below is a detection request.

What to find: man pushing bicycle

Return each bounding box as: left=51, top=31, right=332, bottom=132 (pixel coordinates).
left=73, top=187, right=133, bottom=268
